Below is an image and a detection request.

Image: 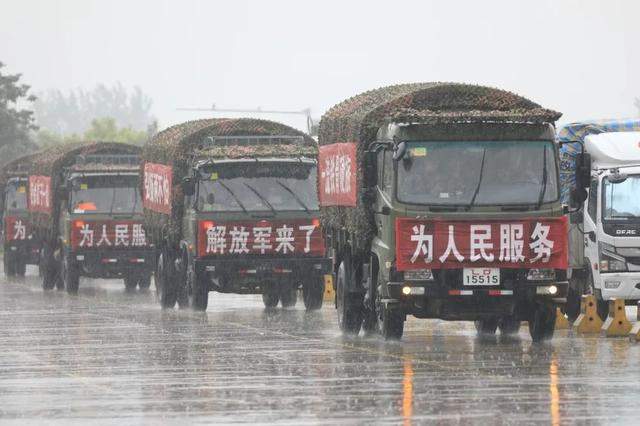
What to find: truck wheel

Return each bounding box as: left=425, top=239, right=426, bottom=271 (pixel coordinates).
left=262, top=284, right=279, bottom=308
left=63, top=253, right=79, bottom=295
left=336, top=260, right=363, bottom=335
left=379, top=304, right=404, bottom=340
left=302, top=278, right=324, bottom=310
left=498, top=316, right=520, bottom=335
left=191, top=271, right=208, bottom=312
left=4, top=252, right=16, bottom=277
left=564, top=286, right=581, bottom=322
left=157, top=252, right=177, bottom=309
left=137, top=274, right=152, bottom=290
left=280, top=284, right=298, bottom=308
left=528, top=304, right=556, bottom=342
left=124, top=275, right=137, bottom=292
left=475, top=318, right=499, bottom=336
left=41, top=245, right=56, bottom=290
left=15, top=259, right=26, bottom=277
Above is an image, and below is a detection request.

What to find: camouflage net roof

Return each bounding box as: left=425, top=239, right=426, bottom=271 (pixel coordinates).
left=318, top=83, right=562, bottom=253
left=0, top=152, right=41, bottom=187
left=319, top=82, right=561, bottom=147
left=142, top=118, right=317, bottom=245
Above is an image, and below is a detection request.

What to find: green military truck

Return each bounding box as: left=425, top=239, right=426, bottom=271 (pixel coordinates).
left=0, top=153, right=41, bottom=276
left=142, top=118, right=330, bottom=311
left=28, top=142, right=154, bottom=293
left=318, top=83, right=586, bottom=341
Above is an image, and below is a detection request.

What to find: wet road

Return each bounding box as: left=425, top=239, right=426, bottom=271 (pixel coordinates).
left=1, top=268, right=640, bottom=425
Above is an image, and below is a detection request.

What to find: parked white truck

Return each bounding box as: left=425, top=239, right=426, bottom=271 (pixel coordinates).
left=559, top=119, right=640, bottom=321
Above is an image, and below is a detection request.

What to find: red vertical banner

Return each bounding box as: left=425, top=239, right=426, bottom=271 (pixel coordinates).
left=28, top=175, right=52, bottom=214
left=395, top=217, right=569, bottom=271
left=318, top=143, right=357, bottom=207
left=142, top=162, right=173, bottom=214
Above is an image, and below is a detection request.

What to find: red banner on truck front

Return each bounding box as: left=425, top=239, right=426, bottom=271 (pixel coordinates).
left=197, top=219, right=325, bottom=257
left=27, top=175, right=52, bottom=214
left=70, top=220, right=148, bottom=249
left=395, top=217, right=568, bottom=271
left=4, top=217, right=31, bottom=242
left=318, top=143, right=357, bottom=207
left=143, top=162, right=172, bottom=214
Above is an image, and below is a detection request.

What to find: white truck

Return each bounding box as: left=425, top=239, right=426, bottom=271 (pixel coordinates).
left=559, top=120, right=640, bottom=321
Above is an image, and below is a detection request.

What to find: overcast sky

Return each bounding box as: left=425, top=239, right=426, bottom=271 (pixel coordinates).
left=1, top=0, right=638, bottom=132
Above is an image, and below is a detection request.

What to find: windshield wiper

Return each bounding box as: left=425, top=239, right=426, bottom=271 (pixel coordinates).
left=536, top=147, right=548, bottom=209
left=217, top=181, right=248, bottom=214
left=243, top=183, right=276, bottom=215
left=276, top=180, right=310, bottom=214
left=467, top=148, right=487, bottom=210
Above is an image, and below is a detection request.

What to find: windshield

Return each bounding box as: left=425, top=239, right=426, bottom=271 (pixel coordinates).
left=603, top=175, right=640, bottom=221
left=197, top=163, right=319, bottom=213
left=396, top=141, right=559, bottom=206
left=4, top=180, right=28, bottom=211
left=69, top=175, right=142, bottom=214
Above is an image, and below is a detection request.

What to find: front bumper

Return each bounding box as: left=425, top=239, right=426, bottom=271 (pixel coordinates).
left=195, top=256, right=332, bottom=293
left=71, top=249, right=155, bottom=279
left=598, top=272, right=640, bottom=301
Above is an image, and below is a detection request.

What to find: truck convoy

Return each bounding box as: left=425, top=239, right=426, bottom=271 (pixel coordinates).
left=318, top=83, right=588, bottom=341
left=142, top=118, right=330, bottom=311
left=1, top=153, right=41, bottom=277
left=28, top=142, right=154, bottom=293
left=559, top=119, right=640, bottom=321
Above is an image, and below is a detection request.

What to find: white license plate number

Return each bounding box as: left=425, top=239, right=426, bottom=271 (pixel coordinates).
left=463, top=268, right=500, bottom=286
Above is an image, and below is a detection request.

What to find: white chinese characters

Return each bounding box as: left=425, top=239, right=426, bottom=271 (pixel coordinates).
left=203, top=223, right=320, bottom=255
left=75, top=222, right=147, bottom=248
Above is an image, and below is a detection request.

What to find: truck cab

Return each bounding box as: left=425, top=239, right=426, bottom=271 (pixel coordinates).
left=179, top=136, right=331, bottom=310
left=57, top=154, right=154, bottom=293
left=568, top=130, right=640, bottom=319
left=2, top=176, right=39, bottom=276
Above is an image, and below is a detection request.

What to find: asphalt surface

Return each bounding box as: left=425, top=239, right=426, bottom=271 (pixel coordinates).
left=1, top=267, right=640, bottom=425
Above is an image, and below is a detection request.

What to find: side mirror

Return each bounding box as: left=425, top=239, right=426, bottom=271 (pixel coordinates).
left=575, top=152, right=592, bottom=189
left=364, top=151, right=377, bottom=186
left=570, top=187, right=588, bottom=208
left=182, top=177, right=195, bottom=196
left=58, top=182, right=69, bottom=200
left=393, top=141, right=407, bottom=161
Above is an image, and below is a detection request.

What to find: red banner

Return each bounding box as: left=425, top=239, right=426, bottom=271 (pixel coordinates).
left=70, top=220, right=148, bottom=250
left=28, top=175, right=52, bottom=214
left=395, top=217, right=568, bottom=271
left=197, top=219, right=325, bottom=257
left=4, top=216, right=31, bottom=242
left=318, top=143, right=357, bottom=207
left=143, top=162, right=172, bottom=214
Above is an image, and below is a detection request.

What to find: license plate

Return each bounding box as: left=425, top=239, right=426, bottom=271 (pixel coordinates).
left=463, top=268, right=500, bottom=286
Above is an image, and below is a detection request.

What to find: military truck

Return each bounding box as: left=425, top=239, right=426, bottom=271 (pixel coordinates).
left=28, top=142, right=154, bottom=293
left=0, top=153, right=41, bottom=276
left=141, top=118, right=329, bottom=311
left=559, top=119, right=640, bottom=321
left=318, top=83, right=589, bottom=341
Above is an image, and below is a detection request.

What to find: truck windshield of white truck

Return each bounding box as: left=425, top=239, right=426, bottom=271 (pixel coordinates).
left=196, top=162, right=319, bottom=213
left=396, top=140, right=558, bottom=206
left=603, top=175, right=640, bottom=220
left=4, top=179, right=28, bottom=211
left=70, top=175, right=142, bottom=214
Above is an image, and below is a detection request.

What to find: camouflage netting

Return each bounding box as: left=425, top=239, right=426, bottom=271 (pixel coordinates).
left=0, top=152, right=41, bottom=189
left=142, top=118, right=317, bottom=245
left=26, top=142, right=141, bottom=240
left=318, top=82, right=562, bottom=251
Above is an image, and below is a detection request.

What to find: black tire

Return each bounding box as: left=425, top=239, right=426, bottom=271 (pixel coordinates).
left=475, top=318, right=499, bottom=336
left=280, top=284, right=298, bottom=308
left=63, top=253, right=79, bottom=295
left=124, top=275, right=137, bottom=291
left=302, top=278, right=324, bottom=310
left=158, top=252, right=177, bottom=309
left=498, top=316, right=521, bottom=335
left=262, top=286, right=279, bottom=308
left=191, top=270, right=208, bottom=312
left=4, top=251, right=16, bottom=277
left=529, top=304, right=556, bottom=342
left=137, top=274, right=152, bottom=290
left=15, top=259, right=26, bottom=277
left=379, top=304, right=404, bottom=340
left=336, top=260, right=363, bottom=335
left=564, top=285, right=581, bottom=323
left=41, top=245, right=57, bottom=290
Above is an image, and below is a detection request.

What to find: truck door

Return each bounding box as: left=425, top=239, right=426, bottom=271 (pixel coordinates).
left=584, top=178, right=599, bottom=287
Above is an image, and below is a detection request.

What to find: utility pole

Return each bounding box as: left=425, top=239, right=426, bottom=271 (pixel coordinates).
left=177, top=104, right=317, bottom=136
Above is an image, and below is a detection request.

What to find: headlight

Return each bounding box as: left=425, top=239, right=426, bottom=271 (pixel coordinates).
left=404, top=269, right=434, bottom=281
left=599, top=242, right=627, bottom=272
left=526, top=268, right=556, bottom=281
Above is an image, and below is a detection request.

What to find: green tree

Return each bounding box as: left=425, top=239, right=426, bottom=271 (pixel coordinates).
left=35, top=117, right=149, bottom=146
left=0, top=62, right=38, bottom=165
